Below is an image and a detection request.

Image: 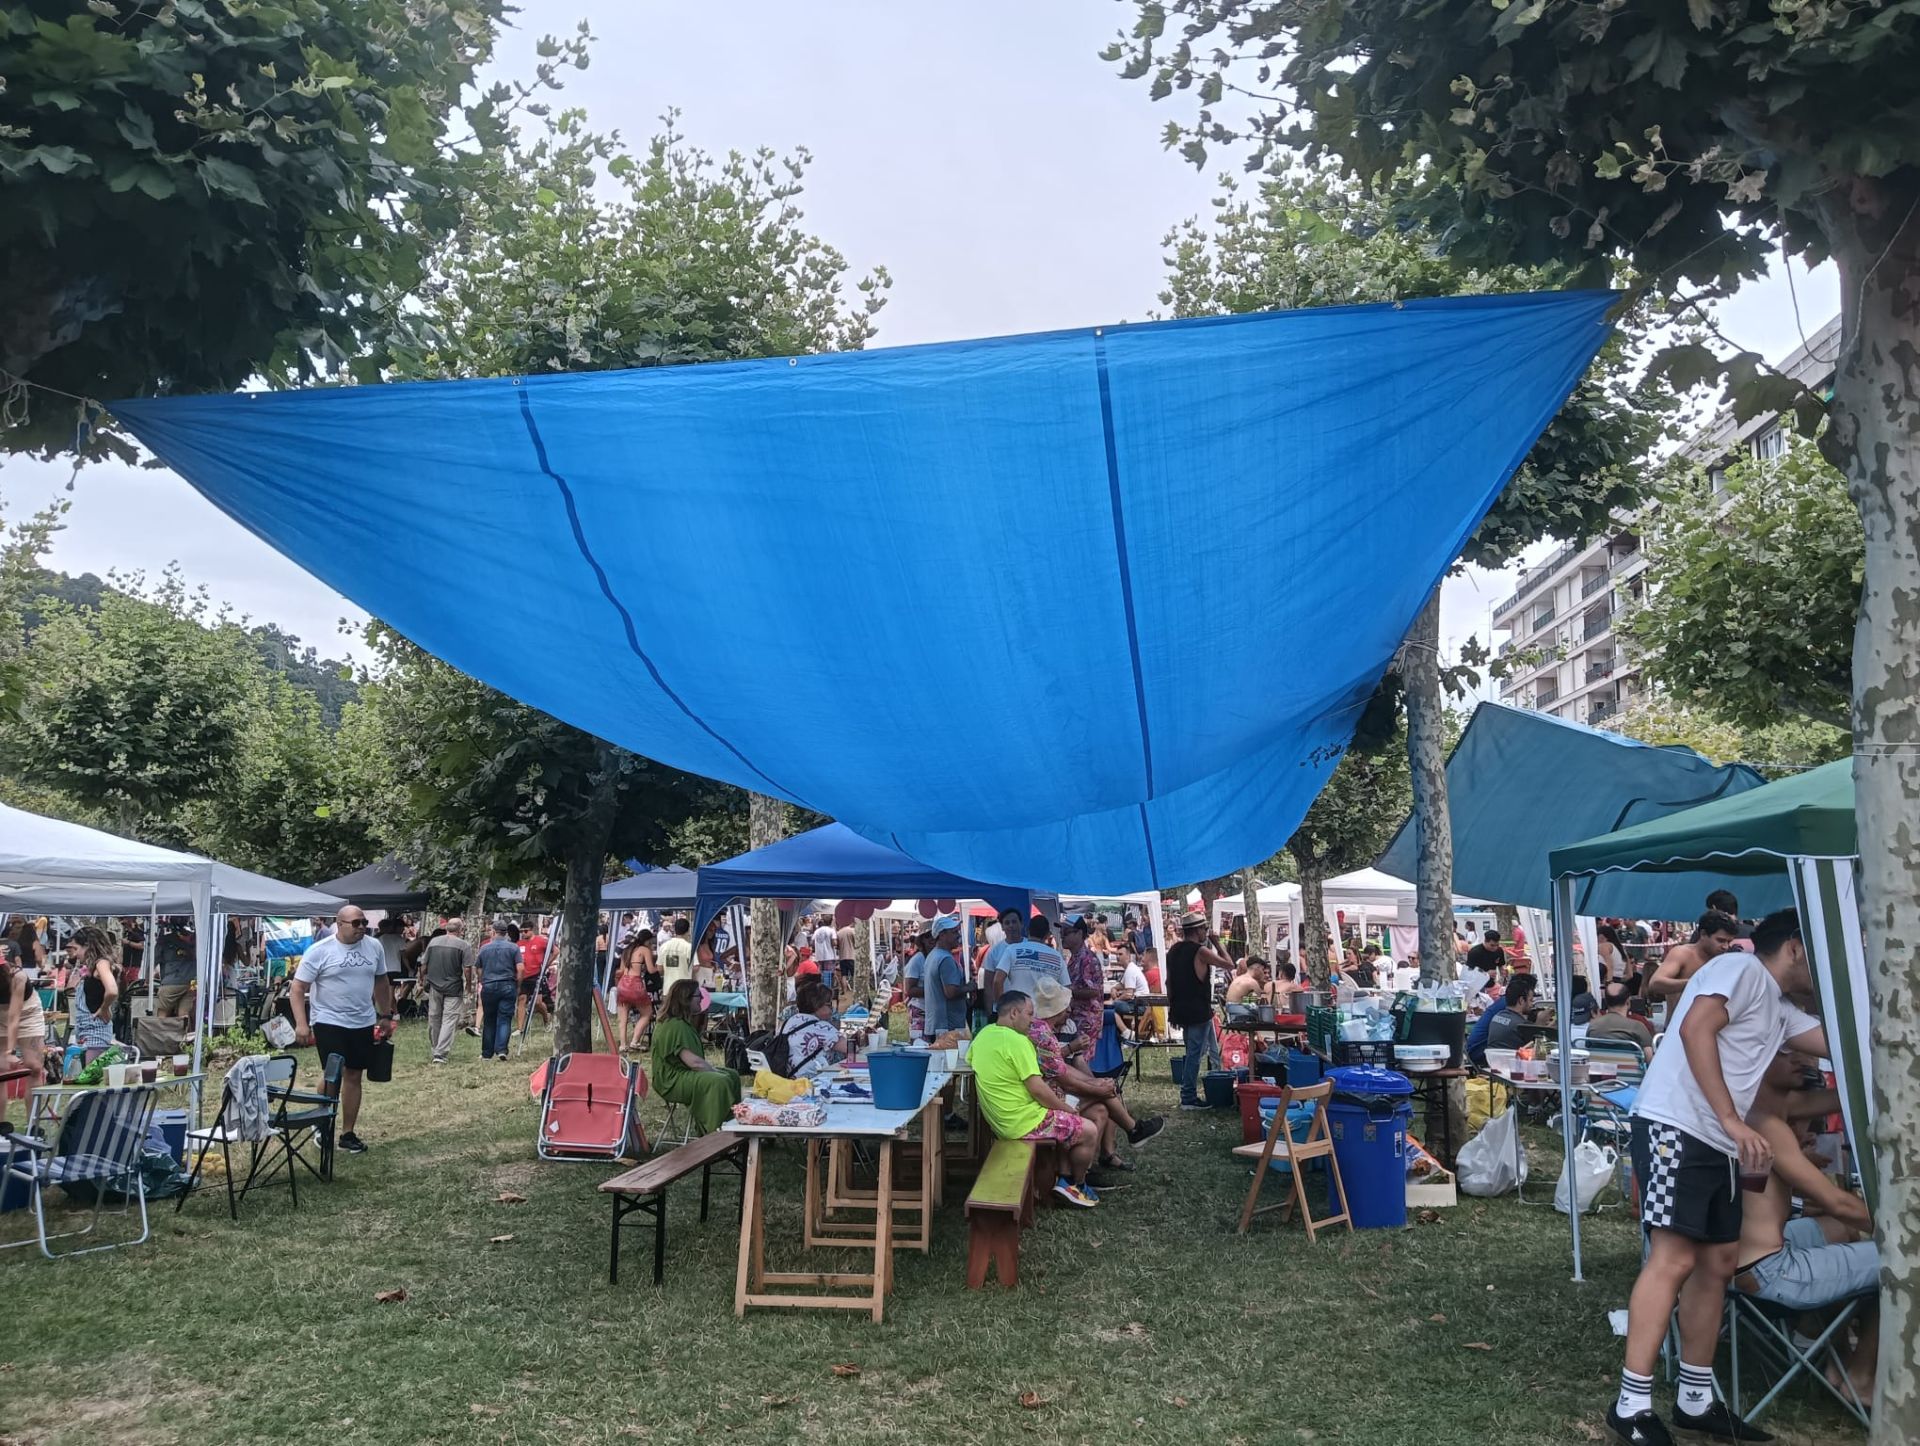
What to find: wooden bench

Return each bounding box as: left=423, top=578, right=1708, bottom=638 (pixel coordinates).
left=964, top=1139, right=1049, bottom=1289
left=599, top=1130, right=746, bottom=1285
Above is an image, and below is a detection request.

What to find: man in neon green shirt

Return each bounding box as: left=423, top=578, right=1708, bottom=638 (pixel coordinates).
left=970, top=990, right=1101, bottom=1207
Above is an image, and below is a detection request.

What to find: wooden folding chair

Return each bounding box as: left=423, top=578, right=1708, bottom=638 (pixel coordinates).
left=1231, top=1078, right=1351, bottom=1241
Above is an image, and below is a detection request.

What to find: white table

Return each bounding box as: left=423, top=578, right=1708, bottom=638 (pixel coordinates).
left=722, top=1069, right=950, bottom=1321
left=28, top=1073, right=206, bottom=1134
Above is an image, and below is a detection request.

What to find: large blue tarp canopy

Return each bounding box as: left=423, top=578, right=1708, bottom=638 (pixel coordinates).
left=1375, top=702, right=1791, bottom=918
left=113, top=290, right=1615, bottom=892
left=691, top=824, right=1031, bottom=943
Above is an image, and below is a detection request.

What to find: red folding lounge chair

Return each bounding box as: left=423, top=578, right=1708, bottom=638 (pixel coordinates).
left=537, top=1052, right=648, bottom=1162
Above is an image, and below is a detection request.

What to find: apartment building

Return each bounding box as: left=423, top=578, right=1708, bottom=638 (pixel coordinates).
left=1492, top=316, right=1840, bottom=726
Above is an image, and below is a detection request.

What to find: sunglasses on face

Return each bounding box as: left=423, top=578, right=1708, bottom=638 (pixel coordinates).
left=336, top=918, right=367, bottom=929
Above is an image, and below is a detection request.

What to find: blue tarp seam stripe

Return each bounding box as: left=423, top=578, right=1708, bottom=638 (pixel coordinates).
left=1092, top=332, right=1156, bottom=799
left=1137, top=802, right=1160, bottom=884
left=514, top=387, right=798, bottom=802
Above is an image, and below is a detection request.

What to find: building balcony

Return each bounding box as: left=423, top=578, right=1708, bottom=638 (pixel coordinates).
left=1582, top=612, right=1612, bottom=643
left=1532, top=606, right=1557, bottom=631
left=1589, top=697, right=1619, bottom=724
left=1581, top=572, right=1611, bottom=600
left=1588, top=656, right=1614, bottom=682
left=1536, top=683, right=1560, bottom=707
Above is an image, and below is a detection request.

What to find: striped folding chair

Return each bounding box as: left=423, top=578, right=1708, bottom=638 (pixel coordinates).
left=1, top=1084, right=158, bottom=1258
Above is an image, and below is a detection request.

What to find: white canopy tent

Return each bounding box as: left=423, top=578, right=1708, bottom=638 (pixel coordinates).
left=0, top=802, right=343, bottom=1106
left=1212, top=868, right=1493, bottom=962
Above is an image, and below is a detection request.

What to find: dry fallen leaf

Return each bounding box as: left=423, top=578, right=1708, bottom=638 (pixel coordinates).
left=497, top=1192, right=528, bottom=1204
left=1568, top=1422, right=1604, bottom=1442
left=1017, top=1391, right=1046, bottom=1410
left=761, top=1395, right=798, bottom=1409
left=375, top=1288, right=408, bottom=1304
left=1416, top=1208, right=1442, bottom=1224
left=830, top=1364, right=861, bottom=1378
left=1428, top=1313, right=1448, bottom=1324
left=1360, top=1284, right=1383, bottom=1300
left=1170, top=1395, right=1190, bottom=1408
left=489, top=1234, right=515, bottom=1245
left=1464, top=1342, right=1494, bottom=1351
left=469, top=1404, right=501, bottom=1418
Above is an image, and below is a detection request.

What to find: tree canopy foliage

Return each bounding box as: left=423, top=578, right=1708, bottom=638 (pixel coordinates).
left=1618, top=438, right=1861, bottom=732
left=0, top=0, right=582, bottom=457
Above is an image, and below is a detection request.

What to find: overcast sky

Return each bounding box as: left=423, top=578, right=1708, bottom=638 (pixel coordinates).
left=1, top=0, right=1837, bottom=679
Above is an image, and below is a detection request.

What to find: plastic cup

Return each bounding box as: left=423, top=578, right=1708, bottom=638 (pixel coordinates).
left=171, top=1054, right=190, bottom=1077
left=141, top=1060, right=159, bottom=1084
left=1739, top=1169, right=1770, bottom=1193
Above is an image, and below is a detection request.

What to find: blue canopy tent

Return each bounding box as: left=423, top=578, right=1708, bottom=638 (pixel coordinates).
left=601, top=865, right=699, bottom=909
left=691, top=825, right=1033, bottom=947
left=1375, top=702, right=1783, bottom=918
left=111, top=291, right=1616, bottom=895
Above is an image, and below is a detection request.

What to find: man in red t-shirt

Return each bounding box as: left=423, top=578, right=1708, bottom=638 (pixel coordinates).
left=514, top=923, right=551, bottom=1031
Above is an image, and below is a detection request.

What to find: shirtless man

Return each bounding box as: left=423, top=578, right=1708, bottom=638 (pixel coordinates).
left=1645, top=909, right=1740, bottom=1001
left=1737, top=1105, right=1878, bottom=1403
left=1224, top=957, right=1278, bottom=1007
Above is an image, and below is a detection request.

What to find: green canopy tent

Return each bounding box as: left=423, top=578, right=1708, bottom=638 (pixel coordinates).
left=1543, top=760, right=1866, bottom=1281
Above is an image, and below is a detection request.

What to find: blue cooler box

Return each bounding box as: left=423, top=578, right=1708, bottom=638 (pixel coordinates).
left=1325, top=1065, right=1414, bottom=1228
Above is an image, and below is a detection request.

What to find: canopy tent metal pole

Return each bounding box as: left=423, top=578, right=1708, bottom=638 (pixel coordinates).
left=144, top=890, right=157, bottom=1002
left=1552, top=872, right=1584, bottom=1282
left=187, top=891, right=214, bottom=1125
left=600, top=909, right=623, bottom=995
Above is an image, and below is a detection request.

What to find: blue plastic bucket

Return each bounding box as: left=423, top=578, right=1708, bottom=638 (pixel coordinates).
left=1286, top=1049, right=1323, bottom=1087
left=1169, top=1054, right=1193, bottom=1088
left=1325, top=1065, right=1413, bottom=1228
left=1202, top=1069, right=1238, bottom=1110
left=867, top=1049, right=931, bottom=1111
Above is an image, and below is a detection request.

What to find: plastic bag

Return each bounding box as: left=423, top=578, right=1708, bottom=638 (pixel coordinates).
left=1554, top=1139, right=1617, bottom=1215
left=1457, top=1108, right=1526, bottom=1197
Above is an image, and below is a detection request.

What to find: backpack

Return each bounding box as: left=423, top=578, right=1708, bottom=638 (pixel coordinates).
left=728, top=1026, right=794, bottom=1078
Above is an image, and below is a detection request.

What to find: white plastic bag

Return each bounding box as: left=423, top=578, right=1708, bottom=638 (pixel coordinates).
left=1554, top=1139, right=1617, bottom=1214
left=1457, top=1108, right=1525, bottom=1197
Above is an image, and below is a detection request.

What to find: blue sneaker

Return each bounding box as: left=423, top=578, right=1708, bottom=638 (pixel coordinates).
left=1077, top=1181, right=1101, bottom=1204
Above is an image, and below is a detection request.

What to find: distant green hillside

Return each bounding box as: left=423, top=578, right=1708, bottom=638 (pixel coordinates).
left=20, top=568, right=360, bottom=727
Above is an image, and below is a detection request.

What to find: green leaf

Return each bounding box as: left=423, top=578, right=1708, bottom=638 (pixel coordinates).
left=197, top=154, right=265, bottom=206
left=40, top=88, right=83, bottom=111
left=117, top=105, right=156, bottom=151
left=25, top=144, right=82, bottom=173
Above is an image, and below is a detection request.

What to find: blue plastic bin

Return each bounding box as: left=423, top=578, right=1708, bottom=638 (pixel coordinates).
left=153, top=1108, right=190, bottom=1166
left=1325, top=1065, right=1414, bottom=1228
left=867, top=1049, right=931, bottom=1111
left=1286, top=1049, right=1323, bottom=1087
left=1255, top=1100, right=1321, bottom=1174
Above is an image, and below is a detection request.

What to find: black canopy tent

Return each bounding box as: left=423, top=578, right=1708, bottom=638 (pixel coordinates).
left=312, top=856, right=431, bottom=911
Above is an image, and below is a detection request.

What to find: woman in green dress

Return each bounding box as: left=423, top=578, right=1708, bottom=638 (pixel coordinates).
left=649, top=979, right=741, bottom=1134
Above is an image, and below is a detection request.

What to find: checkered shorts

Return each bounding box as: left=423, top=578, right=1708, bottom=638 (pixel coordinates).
left=1631, top=1117, right=1743, bottom=1244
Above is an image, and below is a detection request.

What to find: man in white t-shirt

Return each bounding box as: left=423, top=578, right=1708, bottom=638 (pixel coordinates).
left=981, top=906, right=1031, bottom=1013
left=290, top=905, right=397, bottom=1155
left=1004, top=916, right=1071, bottom=1001
left=1609, top=909, right=1826, bottom=1445
left=657, top=917, right=695, bottom=994
left=811, top=918, right=838, bottom=969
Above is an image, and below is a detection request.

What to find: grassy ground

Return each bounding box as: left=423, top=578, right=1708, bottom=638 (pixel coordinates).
left=0, top=1023, right=1861, bottom=1446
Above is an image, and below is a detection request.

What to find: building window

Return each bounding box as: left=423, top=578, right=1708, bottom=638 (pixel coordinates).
left=1753, top=426, right=1787, bottom=462
left=1708, top=465, right=1728, bottom=494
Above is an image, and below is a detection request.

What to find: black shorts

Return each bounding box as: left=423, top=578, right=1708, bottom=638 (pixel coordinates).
left=517, top=976, right=537, bottom=998
left=312, top=1021, right=377, bottom=1073
left=1631, top=1118, right=1743, bottom=1244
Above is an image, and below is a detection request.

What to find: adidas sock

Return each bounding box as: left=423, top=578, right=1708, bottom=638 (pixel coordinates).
left=1676, top=1361, right=1716, bottom=1416
left=1616, top=1368, right=1654, bottom=1419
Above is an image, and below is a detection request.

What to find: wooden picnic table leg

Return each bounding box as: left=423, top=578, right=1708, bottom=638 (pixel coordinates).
left=653, top=1189, right=668, bottom=1285
left=609, top=1192, right=623, bottom=1285
left=872, top=1138, right=894, bottom=1320
left=803, top=1137, right=820, bottom=1247
left=734, top=1138, right=763, bottom=1318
